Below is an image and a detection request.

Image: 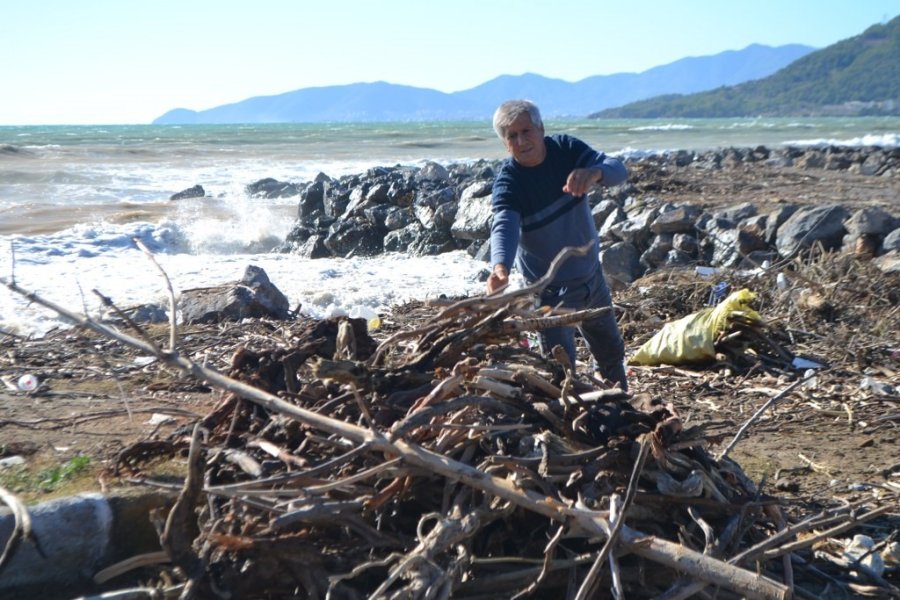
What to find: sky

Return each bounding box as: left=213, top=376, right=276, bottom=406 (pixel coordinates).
left=1, top=0, right=898, bottom=125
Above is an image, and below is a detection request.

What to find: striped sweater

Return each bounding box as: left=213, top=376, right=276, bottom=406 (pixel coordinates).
left=490, top=134, right=628, bottom=286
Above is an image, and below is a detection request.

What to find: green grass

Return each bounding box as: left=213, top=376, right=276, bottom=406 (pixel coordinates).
left=0, top=455, right=96, bottom=502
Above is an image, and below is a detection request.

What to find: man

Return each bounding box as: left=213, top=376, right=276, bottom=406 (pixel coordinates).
left=487, top=99, right=628, bottom=391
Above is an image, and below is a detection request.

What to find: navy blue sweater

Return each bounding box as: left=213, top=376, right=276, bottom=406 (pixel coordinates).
left=490, top=134, right=627, bottom=285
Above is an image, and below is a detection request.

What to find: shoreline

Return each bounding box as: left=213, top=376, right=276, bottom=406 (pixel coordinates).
left=2, top=142, right=899, bottom=337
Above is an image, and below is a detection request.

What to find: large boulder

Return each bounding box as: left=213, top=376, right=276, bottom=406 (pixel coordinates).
left=775, top=205, right=849, bottom=259
left=180, top=265, right=290, bottom=324
left=882, top=228, right=900, bottom=254
left=650, top=204, right=702, bottom=234
left=324, top=217, right=384, bottom=257
left=601, top=242, right=642, bottom=290
left=764, top=205, right=799, bottom=245
left=451, top=188, right=492, bottom=241
left=298, top=181, right=326, bottom=220
left=246, top=178, right=300, bottom=199
left=170, top=184, right=205, bottom=201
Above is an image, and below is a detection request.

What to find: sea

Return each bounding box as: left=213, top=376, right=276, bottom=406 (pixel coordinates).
left=2, top=117, right=899, bottom=337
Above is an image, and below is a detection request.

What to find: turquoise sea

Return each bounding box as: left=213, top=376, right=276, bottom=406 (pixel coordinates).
left=1, top=117, right=898, bottom=335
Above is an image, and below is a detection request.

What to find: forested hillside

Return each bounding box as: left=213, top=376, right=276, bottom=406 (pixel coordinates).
left=593, top=15, right=899, bottom=118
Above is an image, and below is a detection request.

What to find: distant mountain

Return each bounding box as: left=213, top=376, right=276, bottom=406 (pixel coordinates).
left=152, top=44, right=813, bottom=124
left=592, top=15, right=900, bottom=118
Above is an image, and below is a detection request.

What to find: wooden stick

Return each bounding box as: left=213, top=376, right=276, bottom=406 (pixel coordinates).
left=717, top=371, right=817, bottom=461
left=575, top=436, right=650, bottom=600
left=133, top=237, right=178, bottom=352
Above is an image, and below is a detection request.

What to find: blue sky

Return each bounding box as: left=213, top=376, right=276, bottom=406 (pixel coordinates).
left=1, top=0, right=897, bottom=125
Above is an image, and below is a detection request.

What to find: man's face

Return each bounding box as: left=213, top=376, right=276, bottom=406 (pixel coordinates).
left=503, top=113, right=546, bottom=167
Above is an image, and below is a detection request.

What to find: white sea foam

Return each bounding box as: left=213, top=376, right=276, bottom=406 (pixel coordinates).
left=629, top=123, right=694, bottom=131
left=0, top=246, right=488, bottom=336
left=783, top=132, right=900, bottom=148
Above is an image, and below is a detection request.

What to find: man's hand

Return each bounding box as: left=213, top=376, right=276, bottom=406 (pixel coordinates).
left=486, top=264, right=509, bottom=295
left=563, top=167, right=604, bottom=197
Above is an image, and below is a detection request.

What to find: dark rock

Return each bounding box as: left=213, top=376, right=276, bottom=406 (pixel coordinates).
left=363, top=204, right=393, bottom=229
left=857, top=153, right=885, bottom=176
left=824, top=153, right=852, bottom=171
left=384, top=223, right=423, bottom=253
left=844, top=207, right=896, bottom=236
left=664, top=249, right=695, bottom=267
left=650, top=204, right=701, bottom=234
left=601, top=242, right=642, bottom=290
left=741, top=215, right=768, bottom=239
left=882, top=228, right=900, bottom=253
left=715, top=202, right=757, bottom=223
left=468, top=239, right=491, bottom=261
left=599, top=206, right=628, bottom=242
left=672, top=233, right=699, bottom=256
left=246, top=178, right=300, bottom=198
left=433, top=201, right=459, bottom=232
left=384, top=207, right=416, bottom=231
left=294, top=234, right=331, bottom=259
left=323, top=181, right=351, bottom=218
left=180, top=265, right=290, bottom=324
left=417, top=161, right=450, bottom=182
left=764, top=205, right=799, bottom=245
left=775, top=205, right=850, bottom=258
left=735, top=227, right=769, bottom=256
left=298, top=181, right=325, bottom=219
left=388, top=180, right=416, bottom=208
left=592, top=200, right=620, bottom=230
left=699, top=217, right=741, bottom=268
left=414, top=187, right=456, bottom=230
left=451, top=195, right=492, bottom=241
left=281, top=224, right=317, bottom=250
left=672, top=150, right=695, bottom=167
left=324, top=217, right=384, bottom=258
left=115, top=303, right=168, bottom=324
left=408, top=228, right=458, bottom=256
left=640, top=233, right=674, bottom=270
left=170, top=185, right=205, bottom=201
left=795, top=151, right=826, bottom=169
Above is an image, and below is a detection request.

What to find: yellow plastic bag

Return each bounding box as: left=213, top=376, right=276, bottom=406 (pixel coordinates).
left=629, top=288, right=761, bottom=366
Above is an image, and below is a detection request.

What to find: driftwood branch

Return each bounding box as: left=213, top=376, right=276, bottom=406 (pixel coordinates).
left=3, top=279, right=791, bottom=600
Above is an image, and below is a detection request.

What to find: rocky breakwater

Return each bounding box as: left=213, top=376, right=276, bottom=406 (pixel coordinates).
left=240, top=145, right=900, bottom=288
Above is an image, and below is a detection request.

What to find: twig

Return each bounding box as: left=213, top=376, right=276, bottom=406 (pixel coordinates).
left=511, top=523, right=566, bottom=599
left=760, top=504, right=895, bottom=560
left=797, top=453, right=833, bottom=476
left=91, top=288, right=163, bottom=356
left=133, top=237, right=178, bottom=351
left=93, top=551, right=171, bottom=584
left=433, top=242, right=594, bottom=321
left=717, top=370, right=818, bottom=461
left=575, top=436, right=651, bottom=600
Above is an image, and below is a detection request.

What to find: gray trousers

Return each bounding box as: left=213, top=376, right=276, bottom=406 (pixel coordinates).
left=537, top=268, right=628, bottom=391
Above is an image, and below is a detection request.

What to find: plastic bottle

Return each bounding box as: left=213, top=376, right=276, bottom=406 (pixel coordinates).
left=17, top=374, right=39, bottom=392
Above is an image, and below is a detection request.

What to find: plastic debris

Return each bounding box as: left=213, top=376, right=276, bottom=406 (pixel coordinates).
left=17, top=374, right=39, bottom=392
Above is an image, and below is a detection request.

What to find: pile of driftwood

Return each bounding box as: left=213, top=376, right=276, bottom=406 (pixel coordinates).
left=2, top=246, right=898, bottom=599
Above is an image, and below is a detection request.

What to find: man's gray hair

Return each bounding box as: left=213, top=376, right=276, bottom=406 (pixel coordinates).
left=492, top=100, right=543, bottom=139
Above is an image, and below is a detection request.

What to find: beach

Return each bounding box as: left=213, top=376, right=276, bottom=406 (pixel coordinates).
left=2, top=117, right=899, bottom=337
left=1, top=126, right=898, bottom=597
